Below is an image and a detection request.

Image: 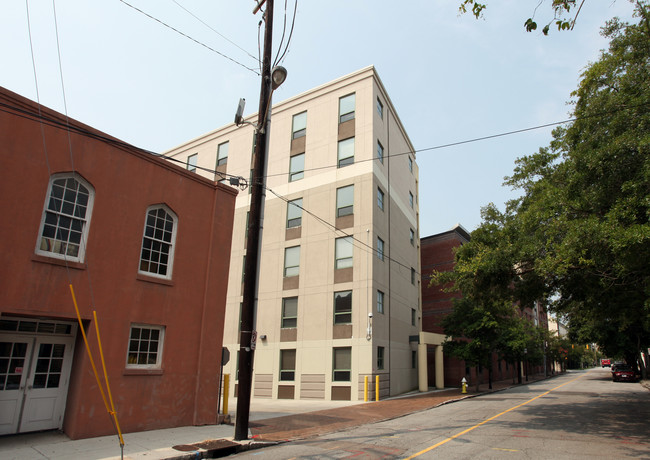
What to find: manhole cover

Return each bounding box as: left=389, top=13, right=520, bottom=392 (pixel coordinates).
left=172, top=444, right=199, bottom=452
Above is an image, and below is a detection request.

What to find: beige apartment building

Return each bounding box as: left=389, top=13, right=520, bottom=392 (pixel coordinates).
left=166, top=66, right=421, bottom=401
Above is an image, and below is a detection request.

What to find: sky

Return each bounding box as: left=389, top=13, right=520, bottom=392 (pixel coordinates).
left=1, top=1, right=639, bottom=237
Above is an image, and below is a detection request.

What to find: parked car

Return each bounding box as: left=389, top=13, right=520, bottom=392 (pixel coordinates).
left=601, top=358, right=611, bottom=367
left=612, top=365, right=637, bottom=382
left=611, top=361, right=625, bottom=372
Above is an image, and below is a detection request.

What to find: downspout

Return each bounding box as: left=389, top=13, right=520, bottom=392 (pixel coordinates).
left=387, top=104, right=392, bottom=393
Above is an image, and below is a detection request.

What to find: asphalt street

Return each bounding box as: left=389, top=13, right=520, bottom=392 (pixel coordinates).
left=233, top=368, right=650, bottom=459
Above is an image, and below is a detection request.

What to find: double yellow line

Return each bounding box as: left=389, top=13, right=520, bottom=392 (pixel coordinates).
left=404, top=373, right=587, bottom=459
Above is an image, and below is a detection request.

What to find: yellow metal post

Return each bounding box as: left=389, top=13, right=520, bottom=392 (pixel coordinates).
left=364, top=376, right=368, bottom=402
left=375, top=375, right=380, bottom=401
left=223, top=374, right=230, bottom=415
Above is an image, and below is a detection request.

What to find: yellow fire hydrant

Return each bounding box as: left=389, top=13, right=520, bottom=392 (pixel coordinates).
left=461, top=377, right=467, bottom=394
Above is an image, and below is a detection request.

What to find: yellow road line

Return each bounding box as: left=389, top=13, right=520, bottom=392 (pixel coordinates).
left=404, top=373, right=587, bottom=459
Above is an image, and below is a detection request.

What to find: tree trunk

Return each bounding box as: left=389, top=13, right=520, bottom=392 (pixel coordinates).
left=488, top=366, right=493, bottom=389
left=475, top=366, right=481, bottom=392
left=517, top=360, right=522, bottom=384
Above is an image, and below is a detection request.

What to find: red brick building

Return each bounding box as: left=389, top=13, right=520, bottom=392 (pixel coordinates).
left=0, top=87, right=237, bottom=439
left=421, top=225, right=548, bottom=388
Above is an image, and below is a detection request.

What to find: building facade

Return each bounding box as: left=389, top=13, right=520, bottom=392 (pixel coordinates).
left=166, top=67, right=421, bottom=401
left=0, top=87, right=237, bottom=438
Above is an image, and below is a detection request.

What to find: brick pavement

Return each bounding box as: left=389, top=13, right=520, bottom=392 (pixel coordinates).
left=249, top=375, right=550, bottom=443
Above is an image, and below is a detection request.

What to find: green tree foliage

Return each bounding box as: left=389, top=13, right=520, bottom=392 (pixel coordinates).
left=459, top=0, right=639, bottom=35
left=434, top=2, right=650, bottom=379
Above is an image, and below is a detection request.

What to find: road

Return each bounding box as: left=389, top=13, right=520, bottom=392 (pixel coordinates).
left=233, top=368, right=650, bottom=459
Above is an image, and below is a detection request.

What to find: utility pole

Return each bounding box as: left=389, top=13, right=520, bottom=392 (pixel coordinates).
left=234, top=0, right=274, bottom=441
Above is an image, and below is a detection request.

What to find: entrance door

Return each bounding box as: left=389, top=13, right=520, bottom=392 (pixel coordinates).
left=0, top=333, right=75, bottom=435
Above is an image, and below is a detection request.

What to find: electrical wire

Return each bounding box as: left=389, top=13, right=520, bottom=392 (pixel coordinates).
left=273, top=0, right=297, bottom=66
left=119, top=0, right=260, bottom=75
left=171, top=0, right=259, bottom=62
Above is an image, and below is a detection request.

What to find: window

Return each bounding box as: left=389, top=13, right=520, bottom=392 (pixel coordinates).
left=336, top=185, right=354, bottom=217
left=241, top=255, right=246, bottom=284
left=337, top=138, right=354, bottom=168
left=377, top=187, right=384, bottom=211
left=139, top=205, right=177, bottom=279
left=412, top=350, right=417, bottom=369
left=334, top=290, right=352, bottom=324
left=37, top=173, right=94, bottom=262
left=377, top=237, right=384, bottom=261
left=339, top=93, right=355, bottom=123
left=292, top=111, right=307, bottom=139
left=409, top=192, right=414, bottom=209
left=287, top=198, right=303, bottom=228
left=282, top=297, right=298, bottom=328
left=411, top=267, right=416, bottom=285
left=280, top=349, right=296, bottom=381
left=127, top=325, right=164, bottom=368
left=187, top=153, right=198, bottom=172
left=410, top=228, right=415, bottom=246
left=377, top=98, right=384, bottom=119
left=333, top=347, right=351, bottom=382
left=284, top=246, right=300, bottom=277
left=377, top=141, right=384, bottom=164
left=411, top=308, right=416, bottom=326
left=335, top=237, right=353, bottom=269
left=377, top=346, right=385, bottom=370
left=377, top=290, right=384, bottom=314
left=408, top=156, right=413, bottom=173
left=217, top=142, right=229, bottom=166
left=289, top=153, right=304, bottom=182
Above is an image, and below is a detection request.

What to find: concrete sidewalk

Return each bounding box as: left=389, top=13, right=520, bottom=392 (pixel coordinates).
left=0, top=374, right=555, bottom=460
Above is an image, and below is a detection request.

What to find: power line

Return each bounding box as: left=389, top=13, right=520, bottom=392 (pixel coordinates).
left=171, top=0, right=259, bottom=62
left=119, top=0, right=260, bottom=75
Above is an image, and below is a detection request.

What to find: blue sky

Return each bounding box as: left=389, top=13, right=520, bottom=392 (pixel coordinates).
left=1, top=1, right=638, bottom=236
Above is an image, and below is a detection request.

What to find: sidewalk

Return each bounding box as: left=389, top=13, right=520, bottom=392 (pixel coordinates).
left=0, top=374, right=555, bottom=460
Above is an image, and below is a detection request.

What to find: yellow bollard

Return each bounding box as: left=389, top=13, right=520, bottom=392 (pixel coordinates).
left=375, top=375, right=380, bottom=401
left=461, top=377, right=467, bottom=394
left=223, top=374, right=230, bottom=415
left=364, top=376, right=368, bottom=402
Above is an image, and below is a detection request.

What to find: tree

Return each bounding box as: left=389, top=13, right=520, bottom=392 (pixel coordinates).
left=459, top=0, right=640, bottom=35
left=434, top=2, right=650, bottom=380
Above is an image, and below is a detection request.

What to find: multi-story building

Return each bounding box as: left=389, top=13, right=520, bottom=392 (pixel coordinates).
left=166, top=66, right=421, bottom=401
left=0, top=86, right=236, bottom=438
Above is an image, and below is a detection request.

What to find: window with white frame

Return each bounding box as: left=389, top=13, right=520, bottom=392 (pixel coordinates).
left=292, top=111, right=307, bottom=139
left=289, top=153, right=304, bottom=182
left=187, top=153, right=198, bottom=172
left=138, top=205, right=177, bottom=279
left=287, top=198, right=303, bottom=228
left=377, top=237, right=385, bottom=261
left=339, top=93, right=355, bottom=123
left=217, top=142, right=229, bottom=166
left=284, top=246, right=300, bottom=277
left=335, top=236, right=353, bottom=269
left=377, top=98, right=384, bottom=119
left=37, top=173, right=94, bottom=262
left=334, top=290, right=352, bottom=324
left=337, top=138, right=354, bottom=168
left=377, top=187, right=384, bottom=211
left=280, top=349, right=296, bottom=381
left=377, top=290, right=384, bottom=314
left=333, top=347, right=351, bottom=381
left=377, top=141, right=384, bottom=164
left=282, top=297, right=298, bottom=328
left=126, top=324, right=164, bottom=368
left=336, top=185, right=354, bottom=217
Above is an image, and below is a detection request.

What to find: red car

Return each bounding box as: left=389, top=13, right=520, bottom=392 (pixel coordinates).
left=601, top=358, right=611, bottom=367
left=612, top=365, right=637, bottom=382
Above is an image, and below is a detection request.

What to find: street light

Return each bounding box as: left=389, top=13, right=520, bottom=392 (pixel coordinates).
left=271, top=66, right=287, bottom=90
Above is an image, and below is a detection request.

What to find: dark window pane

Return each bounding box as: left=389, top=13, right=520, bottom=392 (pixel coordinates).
left=47, top=374, right=60, bottom=388
left=33, top=374, right=47, bottom=389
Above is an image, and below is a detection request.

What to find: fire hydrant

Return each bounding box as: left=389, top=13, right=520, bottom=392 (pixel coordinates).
left=461, top=377, right=467, bottom=394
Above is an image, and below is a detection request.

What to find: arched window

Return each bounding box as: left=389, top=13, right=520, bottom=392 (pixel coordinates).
left=138, top=205, right=177, bottom=279
left=36, top=173, right=94, bottom=263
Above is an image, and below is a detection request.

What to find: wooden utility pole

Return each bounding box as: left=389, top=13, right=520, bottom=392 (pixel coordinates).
left=234, top=0, right=274, bottom=441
